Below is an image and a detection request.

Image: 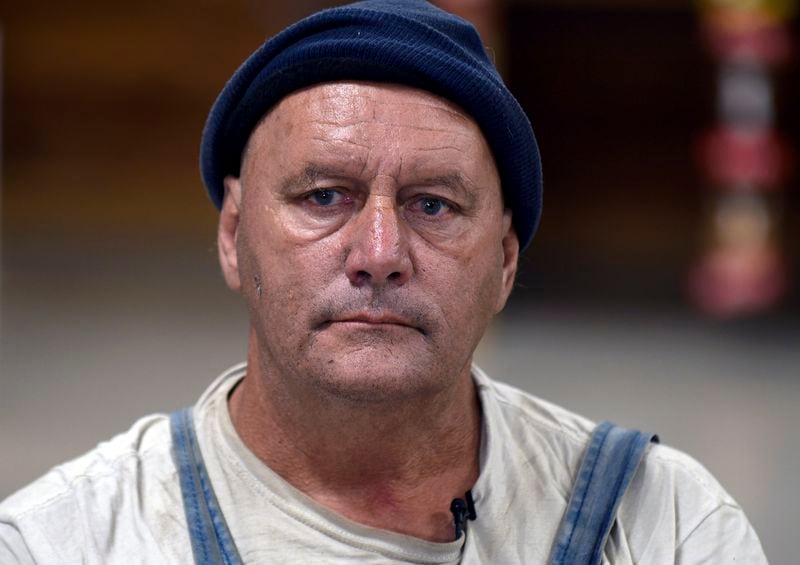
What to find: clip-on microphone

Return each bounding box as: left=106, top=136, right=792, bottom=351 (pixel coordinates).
left=449, top=490, right=477, bottom=540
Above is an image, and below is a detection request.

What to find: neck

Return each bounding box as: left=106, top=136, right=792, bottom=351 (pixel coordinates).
left=229, top=333, right=482, bottom=542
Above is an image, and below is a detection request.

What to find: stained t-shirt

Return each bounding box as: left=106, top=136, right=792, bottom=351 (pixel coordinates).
left=0, top=363, right=767, bottom=563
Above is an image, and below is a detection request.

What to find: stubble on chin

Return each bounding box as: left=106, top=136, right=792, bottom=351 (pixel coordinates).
left=302, top=318, right=447, bottom=404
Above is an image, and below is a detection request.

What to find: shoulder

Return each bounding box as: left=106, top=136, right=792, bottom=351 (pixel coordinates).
left=616, top=442, right=766, bottom=562
left=1, top=413, right=174, bottom=518
left=633, top=442, right=736, bottom=513
left=0, top=413, right=186, bottom=562
left=473, top=368, right=766, bottom=562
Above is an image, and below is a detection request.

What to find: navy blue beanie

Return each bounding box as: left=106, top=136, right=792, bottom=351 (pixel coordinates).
left=200, top=0, right=542, bottom=250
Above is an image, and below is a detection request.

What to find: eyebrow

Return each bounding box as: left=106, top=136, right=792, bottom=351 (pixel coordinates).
left=280, top=164, right=353, bottom=193
left=415, top=173, right=470, bottom=191
left=413, top=173, right=479, bottom=207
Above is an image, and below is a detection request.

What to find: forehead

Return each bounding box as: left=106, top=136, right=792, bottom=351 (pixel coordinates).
left=244, top=81, right=498, bottom=184
left=273, top=81, right=477, bottom=130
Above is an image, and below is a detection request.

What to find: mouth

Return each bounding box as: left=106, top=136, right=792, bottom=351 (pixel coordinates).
left=322, top=312, right=426, bottom=335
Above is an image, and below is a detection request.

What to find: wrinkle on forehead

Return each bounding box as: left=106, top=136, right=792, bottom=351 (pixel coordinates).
left=308, top=119, right=472, bottom=135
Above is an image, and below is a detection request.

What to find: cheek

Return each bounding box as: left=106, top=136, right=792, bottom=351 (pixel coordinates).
left=462, top=238, right=506, bottom=310
left=244, top=234, right=342, bottom=320
left=420, top=242, right=504, bottom=321
left=256, top=253, right=316, bottom=305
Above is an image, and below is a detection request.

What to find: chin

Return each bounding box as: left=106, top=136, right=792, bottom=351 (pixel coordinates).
left=306, top=354, right=452, bottom=404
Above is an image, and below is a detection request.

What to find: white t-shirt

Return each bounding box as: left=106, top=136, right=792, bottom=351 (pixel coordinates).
left=0, top=363, right=767, bottom=563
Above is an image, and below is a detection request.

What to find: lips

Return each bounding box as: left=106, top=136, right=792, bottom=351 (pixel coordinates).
left=325, top=311, right=423, bottom=333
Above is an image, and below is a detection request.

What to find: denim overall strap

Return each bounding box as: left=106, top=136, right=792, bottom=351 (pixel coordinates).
left=549, top=421, right=658, bottom=565
left=170, top=408, right=243, bottom=565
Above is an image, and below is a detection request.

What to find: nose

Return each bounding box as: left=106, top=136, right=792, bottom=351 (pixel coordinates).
left=344, top=194, right=412, bottom=287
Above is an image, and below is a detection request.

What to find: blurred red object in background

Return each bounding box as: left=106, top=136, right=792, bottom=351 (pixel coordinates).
left=689, top=243, right=788, bottom=317
left=697, top=126, right=793, bottom=188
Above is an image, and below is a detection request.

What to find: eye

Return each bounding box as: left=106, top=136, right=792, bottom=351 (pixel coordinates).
left=308, top=189, right=345, bottom=206
left=415, top=197, right=450, bottom=217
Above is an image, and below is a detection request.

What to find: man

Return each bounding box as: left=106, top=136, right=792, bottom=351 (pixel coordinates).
left=0, top=1, right=766, bottom=563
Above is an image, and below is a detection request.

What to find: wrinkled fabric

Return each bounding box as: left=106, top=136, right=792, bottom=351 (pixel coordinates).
left=0, top=363, right=767, bottom=563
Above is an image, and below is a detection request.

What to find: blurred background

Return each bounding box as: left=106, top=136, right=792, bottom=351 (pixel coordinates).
left=1, top=0, right=797, bottom=561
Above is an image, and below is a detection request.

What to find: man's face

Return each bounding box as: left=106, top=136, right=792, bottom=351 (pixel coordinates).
left=219, top=82, right=518, bottom=402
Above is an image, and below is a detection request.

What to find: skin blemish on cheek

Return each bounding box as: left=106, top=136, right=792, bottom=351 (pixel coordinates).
left=254, top=275, right=263, bottom=298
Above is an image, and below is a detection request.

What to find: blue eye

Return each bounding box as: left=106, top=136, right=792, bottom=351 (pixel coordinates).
left=420, top=197, right=446, bottom=216
left=310, top=189, right=339, bottom=206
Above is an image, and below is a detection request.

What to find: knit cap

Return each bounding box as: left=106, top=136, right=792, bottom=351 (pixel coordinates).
left=200, top=0, right=542, bottom=249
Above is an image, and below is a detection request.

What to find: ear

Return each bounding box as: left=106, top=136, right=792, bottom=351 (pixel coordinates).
left=495, top=209, right=519, bottom=313
left=218, top=175, right=243, bottom=292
